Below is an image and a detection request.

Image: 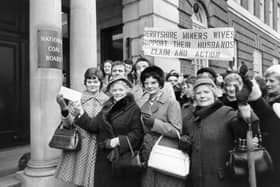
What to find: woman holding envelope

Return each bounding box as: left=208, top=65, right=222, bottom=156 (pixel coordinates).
left=55, top=67, right=109, bottom=187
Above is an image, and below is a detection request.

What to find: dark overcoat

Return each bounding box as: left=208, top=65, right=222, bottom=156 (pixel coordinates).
left=250, top=96, right=280, bottom=187
left=183, top=101, right=252, bottom=187
left=76, top=94, right=144, bottom=187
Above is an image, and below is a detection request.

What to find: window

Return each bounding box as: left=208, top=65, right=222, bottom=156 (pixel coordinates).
left=248, top=0, right=254, bottom=15
left=277, top=4, right=280, bottom=32
left=191, top=3, right=208, bottom=73
left=268, top=0, right=273, bottom=27
left=260, top=0, right=264, bottom=22
left=253, top=50, right=262, bottom=76
left=273, top=57, right=279, bottom=65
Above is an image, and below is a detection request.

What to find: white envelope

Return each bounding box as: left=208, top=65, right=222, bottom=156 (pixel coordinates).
left=59, top=86, right=82, bottom=102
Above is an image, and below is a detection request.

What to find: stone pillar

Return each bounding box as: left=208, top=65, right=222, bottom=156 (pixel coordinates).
left=123, top=0, right=181, bottom=73
left=17, top=0, right=71, bottom=186
left=70, top=0, right=97, bottom=91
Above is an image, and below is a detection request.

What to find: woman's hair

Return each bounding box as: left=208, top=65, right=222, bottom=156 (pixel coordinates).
left=166, top=71, right=179, bottom=81
left=124, top=58, right=133, bottom=65
left=134, top=57, right=152, bottom=81
left=135, top=57, right=152, bottom=67
left=264, top=64, right=280, bottom=82
left=101, top=59, right=113, bottom=75
left=84, top=67, right=104, bottom=89
left=224, top=73, right=243, bottom=87
left=112, top=60, right=125, bottom=69
left=140, top=66, right=165, bottom=88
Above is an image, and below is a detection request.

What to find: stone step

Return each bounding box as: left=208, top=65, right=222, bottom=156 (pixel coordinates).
left=0, top=174, right=21, bottom=187
left=0, top=146, right=30, bottom=177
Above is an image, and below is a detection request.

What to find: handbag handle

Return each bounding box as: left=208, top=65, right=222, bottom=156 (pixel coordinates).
left=126, top=136, right=135, bottom=157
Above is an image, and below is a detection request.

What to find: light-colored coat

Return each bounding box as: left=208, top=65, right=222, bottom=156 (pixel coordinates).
left=55, top=91, right=108, bottom=187
left=141, top=90, right=184, bottom=187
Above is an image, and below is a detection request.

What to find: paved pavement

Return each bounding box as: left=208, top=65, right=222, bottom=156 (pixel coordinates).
left=0, top=145, right=30, bottom=177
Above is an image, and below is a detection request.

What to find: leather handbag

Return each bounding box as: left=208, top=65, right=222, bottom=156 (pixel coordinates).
left=49, top=122, right=81, bottom=151
left=111, top=137, right=143, bottom=175
left=148, top=135, right=190, bottom=179
left=228, top=147, right=273, bottom=176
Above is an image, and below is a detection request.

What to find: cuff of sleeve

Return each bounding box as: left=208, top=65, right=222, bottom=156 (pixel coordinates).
left=75, top=112, right=89, bottom=127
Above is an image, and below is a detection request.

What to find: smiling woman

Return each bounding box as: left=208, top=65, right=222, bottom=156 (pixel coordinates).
left=55, top=67, right=109, bottom=187
left=140, top=66, right=184, bottom=187
left=72, top=75, right=143, bottom=187
left=182, top=77, right=259, bottom=187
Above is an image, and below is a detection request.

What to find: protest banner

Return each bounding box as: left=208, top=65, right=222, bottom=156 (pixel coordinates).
left=143, top=27, right=235, bottom=61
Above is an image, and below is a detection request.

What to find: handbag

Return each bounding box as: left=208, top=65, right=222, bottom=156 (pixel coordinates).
left=148, top=135, right=190, bottom=179
left=228, top=147, right=273, bottom=176
left=111, top=136, right=143, bottom=175
left=49, top=122, right=81, bottom=151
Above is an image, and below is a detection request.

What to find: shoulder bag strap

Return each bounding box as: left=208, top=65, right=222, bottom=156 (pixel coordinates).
left=126, top=136, right=135, bottom=157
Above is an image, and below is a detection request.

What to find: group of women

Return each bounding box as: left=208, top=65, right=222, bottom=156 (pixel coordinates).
left=54, top=57, right=280, bottom=187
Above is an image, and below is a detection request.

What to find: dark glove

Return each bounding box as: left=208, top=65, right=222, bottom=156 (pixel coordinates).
left=141, top=113, right=155, bottom=129
left=178, top=135, right=192, bottom=154
left=56, top=94, right=69, bottom=117
left=235, top=77, right=253, bottom=105
left=236, top=63, right=253, bottom=105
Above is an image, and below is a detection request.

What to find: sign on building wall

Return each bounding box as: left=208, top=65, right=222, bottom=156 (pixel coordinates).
left=38, top=29, right=63, bottom=69
left=143, top=27, right=235, bottom=61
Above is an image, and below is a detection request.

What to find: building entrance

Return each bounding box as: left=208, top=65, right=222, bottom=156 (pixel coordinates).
left=0, top=0, right=29, bottom=148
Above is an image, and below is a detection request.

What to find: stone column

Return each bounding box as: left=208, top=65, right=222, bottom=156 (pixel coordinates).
left=70, top=0, right=97, bottom=91
left=17, top=0, right=71, bottom=186
left=122, top=0, right=181, bottom=73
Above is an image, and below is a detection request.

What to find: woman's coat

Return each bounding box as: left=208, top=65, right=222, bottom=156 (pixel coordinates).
left=141, top=90, right=185, bottom=187
left=75, top=93, right=144, bottom=187
left=55, top=91, right=108, bottom=187
left=250, top=96, right=280, bottom=187
left=183, top=101, right=252, bottom=187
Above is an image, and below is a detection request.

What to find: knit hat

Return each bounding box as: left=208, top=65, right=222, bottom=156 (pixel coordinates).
left=107, top=76, right=133, bottom=91
left=193, top=78, right=216, bottom=89
left=197, top=67, right=217, bottom=78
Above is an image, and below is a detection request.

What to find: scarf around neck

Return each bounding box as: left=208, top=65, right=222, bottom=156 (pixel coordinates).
left=194, top=100, right=223, bottom=121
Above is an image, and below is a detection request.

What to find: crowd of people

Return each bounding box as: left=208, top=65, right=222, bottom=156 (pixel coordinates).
left=54, top=56, right=280, bottom=187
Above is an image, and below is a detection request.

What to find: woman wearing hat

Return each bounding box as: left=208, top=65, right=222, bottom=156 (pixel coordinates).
left=55, top=67, right=109, bottom=187
left=182, top=78, right=258, bottom=187
left=248, top=64, right=280, bottom=187
left=72, top=76, right=144, bottom=187
left=139, top=66, right=184, bottom=187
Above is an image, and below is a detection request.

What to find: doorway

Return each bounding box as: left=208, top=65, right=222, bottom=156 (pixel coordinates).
left=101, top=25, right=123, bottom=63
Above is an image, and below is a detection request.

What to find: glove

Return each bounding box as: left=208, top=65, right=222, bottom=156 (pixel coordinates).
left=141, top=113, right=155, bottom=129
left=235, top=76, right=253, bottom=105
left=56, top=94, right=69, bottom=117
left=248, top=79, right=262, bottom=101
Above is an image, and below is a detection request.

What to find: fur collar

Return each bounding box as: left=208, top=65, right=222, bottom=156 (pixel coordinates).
left=101, top=93, right=136, bottom=137
left=194, top=100, right=223, bottom=121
